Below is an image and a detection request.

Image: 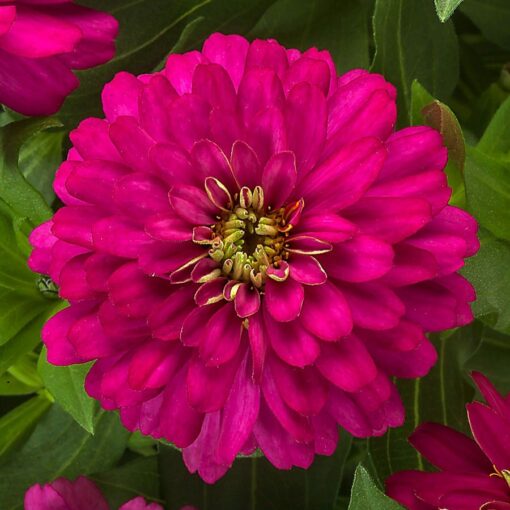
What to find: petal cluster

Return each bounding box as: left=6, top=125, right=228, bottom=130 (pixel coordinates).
left=387, top=373, right=510, bottom=510
left=29, top=33, right=479, bottom=483
left=0, top=0, right=118, bottom=115
left=24, top=476, right=166, bottom=510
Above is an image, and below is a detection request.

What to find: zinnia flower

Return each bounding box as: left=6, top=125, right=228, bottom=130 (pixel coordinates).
left=29, top=33, right=479, bottom=483
left=0, top=0, right=118, bottom=115
left=387, top=372, right=510, bottom=510
left=24, top=476, right=165, bottom=510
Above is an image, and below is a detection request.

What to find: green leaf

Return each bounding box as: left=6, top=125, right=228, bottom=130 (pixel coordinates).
left=160, top=430, right=352, bottom=510
left=0, top=118, right=59, bottom=225
left=0, top=301, right=65, bottom=377
left=369, top=330, right=479, bottom=480
left=348, top=465, right=404, bottom=510
left=0, top=405, right=129, bottom=510
left=0, top=373, right=38, bottom=396
left=127, top=431, right=158, bottom=457
left=411, top=80, right=466, bottom=206
left=18, top=129, right=64, bottom=206
left=1, top=353, right=43, bottom=395
left=464, top=147, right=510, bottom=241
left=0, top=202, right=55, bottom=346
left=92, top=456, right=162, bottom=509
left=465, top=326, right=510, bottom=392
left=250, top=0, right=370, bottom=73
left=60, top=0, right=274, bottom=127
left=477, top=95, right=510, bottom=156
left=462, top=230, right=510, bottom=333
left=372, top=0, right=459, bottom=124
left=461, top=0, right=510, bottom=50
left=434, top=0, right=464, bottom=22
left=410, top=80, right=435, bottom=124
left=0, top=395, right=51, bottom=459
left=38, top=347, right=96, bottom=434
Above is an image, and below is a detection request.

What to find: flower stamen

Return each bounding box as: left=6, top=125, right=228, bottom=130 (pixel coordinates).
left=200, top=182, right=297, bottom=285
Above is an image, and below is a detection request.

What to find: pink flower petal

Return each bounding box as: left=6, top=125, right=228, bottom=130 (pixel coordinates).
left=0, top=6, right=15, bottom=37
left=216, top=352, right=260, bottom=464
left=300, top=281, right=352, bottom=341
left=113, top=172, right=170, bottom=220
left=296, top=213, right=357, bottom=243
left=262, top=151, right=297, bottom=209
left=183, top=412, right=229, bottom=484
left=288, top=254, right=327, bottom=285
left=230, top=139, right=262, bottom=189
left=298, top=137, right=386, bottom=212
left=107, top=262, right=169, bottom=318
left=238, top=67, right=285, bottom=125
left=59, top=253, right=99, bottom=301
left=65, top=160, right=128, bottom=208
left=0, top=51, right=78, bottom=115
left=194, top=277, right=227, bottom=307
left=265, top=277, right=304, bottom=322
left=187, top=351, right=241, bottom=413
left=340, top=282, right=405, bottom=331
left=199, top=303, right=242, bottom=366
left=263, top=308, right=320, bottom=367
left=0, top=5, right=81, bottom=58
left=145, top=213, right=192, bottom=242
left=409, top=422, right=492, bottom=474
left=139, top=74, right=177, bottom=142
left=92, top=216, right=151, bottom=258
left=167, top=94, right=210, bottom=150
left=284, top=56, right=331, bottom=96
left=165, top=50, right=206, bottom=95
left=109, top=115, right=155, bottom=173
left=69, top=118, right=122, bottom=163
left=158, top=366, right=204, bottom=448
left=321, top=235, right=394, bottom=283
left=397, top=274, right=475, bottom=332
left=148, top=286, right=196, bottom=341
left=234, top=284, right=261, bottom=318
left=269, top=354, right=328, bottom=416
left=202, top=33, right=249, bottom=89
left=149, top=142, right=196, bottom=187
left=191, top=139, right=236, bottom=190
left=285, top=82, right=327, bottom=174
left=192, top=63, right=236, bottom=111
left=169, top=184, right=219, bottom=225
left=247, top=312, right=267, bottom=383
left=260, top=370, right=314, bottom=443
left=179, top=304, right=217, bottom=348
left=253, top=399, right=314, bottom=469
left=468, top=401, right=510, bottom=472
left=317, top=336, right=377, bottom=392
left=42, top=304, right=93, bottom=365
left=381, top=244, right=438, bottom=287
left=343, top=196, right=432, bottom=244
left=246, top=39, right=289, bottom=77
left=245, top=106, right=287, bottom=166
left=102, top=72, right=142, bottom=122
left=52, top=205, right=103, bottom=248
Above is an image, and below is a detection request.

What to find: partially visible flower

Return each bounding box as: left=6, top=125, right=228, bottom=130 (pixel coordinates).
left=24, top=476, right=178, bottom=510
left=29, top=33, right=479, bottom=483
left=0, top=0, right=118, bottom=115
left=387, top=372, right=510, bottom=510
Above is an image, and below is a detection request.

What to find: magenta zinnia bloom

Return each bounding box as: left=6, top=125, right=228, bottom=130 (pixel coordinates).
left=387, top=372, right=510, bottom=510
left=24, top=476, right=164, bottom=510
left=0, top=0, right=118, bottom=115
left=29, top=33, right=479, bottom=482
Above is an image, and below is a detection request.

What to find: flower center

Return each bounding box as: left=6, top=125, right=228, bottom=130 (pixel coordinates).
left=209, top=186, right=290, bottom=287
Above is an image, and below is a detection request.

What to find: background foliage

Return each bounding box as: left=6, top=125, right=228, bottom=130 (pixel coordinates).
left=1, top=0, right=509, bottom=508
